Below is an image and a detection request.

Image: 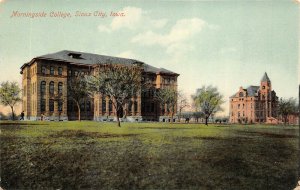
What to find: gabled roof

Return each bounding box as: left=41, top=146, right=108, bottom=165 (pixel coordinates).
left=261, top=72, right=271, bottom=82
left=20, top=50, right=179, bottom=75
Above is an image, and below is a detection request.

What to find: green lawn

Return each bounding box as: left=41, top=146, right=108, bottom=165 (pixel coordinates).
left=0, top=121, right=299, bottom=190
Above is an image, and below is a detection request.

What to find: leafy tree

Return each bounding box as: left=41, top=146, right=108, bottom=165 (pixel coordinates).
left=278, top=97, right=298, bottom=125
left=177, top=91, right=189, bottom=122
left=0, top=81, right=21, bottom=120
left=88, top=64, right=143, bottom=127
left=192, top=85, right=224, bottom=126
left=155, top=87, right=177, bottom=123
left=67, top=74, right=91, bottom=121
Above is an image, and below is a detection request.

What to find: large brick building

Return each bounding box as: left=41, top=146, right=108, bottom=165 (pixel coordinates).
left=20, top=50, right=179, bottom=122
left=229, top=73, right=278, bottom=124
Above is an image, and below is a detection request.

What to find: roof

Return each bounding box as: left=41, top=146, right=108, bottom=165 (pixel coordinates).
left=246, top=86, right=260, bottom=96
left=143, top=64, right=178, bottom=75
left=37, top=50, right=142, bottom=65
left=230, top=85, right=260, bottom=98
left=261, top=72, right=271, bottom=82
left=20, top=50, right=179, bottom=75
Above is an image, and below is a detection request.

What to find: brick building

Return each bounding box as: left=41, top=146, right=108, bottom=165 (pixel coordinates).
left=20, top=50, right=179, bottom=122
left=229, top=73, right=278, bottom=124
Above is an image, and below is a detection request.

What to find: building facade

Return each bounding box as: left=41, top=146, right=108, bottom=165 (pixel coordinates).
left=229, top=73, right=278, bottom=124
left=20, top=50, right=179, bottom=122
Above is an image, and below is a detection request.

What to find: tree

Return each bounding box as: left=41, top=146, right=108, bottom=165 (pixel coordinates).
left=67, top=74, right=91, bottom=121
left=278, top=97, right=298, bottom=125
left=88, top=64, right=143, bottom=127
left=192, top=85, right=224, bottom=126
left=155, top=87, right=177, bottom=123
left=0, top=81, right=21, bottom=120
left=177, top=91, right=189, bottom=122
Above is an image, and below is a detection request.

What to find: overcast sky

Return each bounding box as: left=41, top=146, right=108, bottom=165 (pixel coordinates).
left=0, top=0, right=299, bottom=116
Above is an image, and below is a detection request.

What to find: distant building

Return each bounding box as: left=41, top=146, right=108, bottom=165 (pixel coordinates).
left=20, top=50, right=179, bottom=122
left=229, top=73, right=278, bottom=124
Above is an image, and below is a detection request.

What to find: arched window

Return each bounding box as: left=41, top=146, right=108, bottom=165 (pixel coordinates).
left=40, top=81, right=46, bottom=95
left=49, top=81, right=54, bottom=95
left=50, top=67, right=54, bottom=75
left=58, top=82, right=63, bottom=95
left=41, top=66, right=46, bottom=74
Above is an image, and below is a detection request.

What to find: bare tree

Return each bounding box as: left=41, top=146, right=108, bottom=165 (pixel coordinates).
left=0, top=81, right=21, bottom=120
left=155, top=87, right=177, bottom=123
left=192, top=85, right=224, bottom=126
left=177, top=91, right=189, bottom=122
left=67, top=74, right=91, bottom=121
left=88, top=64, right=143, bottom=127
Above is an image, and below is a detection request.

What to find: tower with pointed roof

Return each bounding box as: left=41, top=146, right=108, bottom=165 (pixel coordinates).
left=229, top=72, right=278, bottom=124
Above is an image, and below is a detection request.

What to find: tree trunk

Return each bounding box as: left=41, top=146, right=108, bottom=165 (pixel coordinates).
left=205, top=116, right=208, bottom=126
left=10, top=106, right=14, bottom=120
left=116, top=115, right=121, bottom=127
left=76, top=102, right=81, bottom=121
left=171, top=113, right=174, bottom=123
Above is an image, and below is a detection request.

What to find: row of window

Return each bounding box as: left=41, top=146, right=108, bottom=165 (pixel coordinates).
left=41, top=81, right=63, bottom=95
left=41, top=99, right=63, bottom=112
left=68, top=100, right=91, bottom=112
left=41, top=66, right=63, bottom=75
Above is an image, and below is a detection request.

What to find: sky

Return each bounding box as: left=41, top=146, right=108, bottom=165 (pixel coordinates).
left=0, top=0, right=299, bottom=116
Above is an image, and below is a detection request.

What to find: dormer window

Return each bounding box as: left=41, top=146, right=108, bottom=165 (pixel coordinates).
left=68, top=53, right=82, bottom=59
left=239, top=92, right=243, bottom=97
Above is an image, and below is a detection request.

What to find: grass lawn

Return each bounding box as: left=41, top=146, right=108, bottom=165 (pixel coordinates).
left=0, top=121, right=299, bottom=190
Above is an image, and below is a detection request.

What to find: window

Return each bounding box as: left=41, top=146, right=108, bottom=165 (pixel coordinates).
left=41, top=99, right=46, bottom=112
left=58, top=67, right=63, bottom=75
left=134, top=101, right=138, bottom=113
left=102, top=97, right=106, bottom=113
left=68, top=70, right=72, bottom=76
left=238, top=104, right=240, bottom=109
left=86, top=101, right=91, bottom=111
left=239, top=92, right=243, bottom=97
left=49, top=99, right=54, bottom=112
left=128, top=100, right=132, bottom=112
left=262, top=86, right=265, bottom=89
left=42, top=66, right=46, bottom=75
left=74, top=71, right=78, bottom=76
left=238, top=112, right=240, bottom=117
left=109, top=100, right=113, bottom=112
left=80, top=101, right=85, bottom=111
left=242, top=104, right=244, bottom=108
left=40, top=81, right=46, bottom=95
left=49, top=81, right=54, bottom=95
left=50, top=67, right=54, bottom=75
left=58, top=100, right=63, bottom=112
left=58, top=82, right=63, bottom=95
